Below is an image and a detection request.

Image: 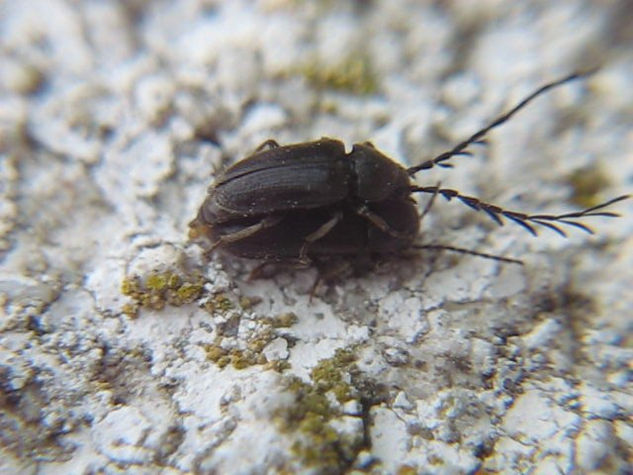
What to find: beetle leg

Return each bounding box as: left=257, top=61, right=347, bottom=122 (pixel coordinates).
left=248, top=258, right=312, bottom=280
left=299, top=211, right=343, bottom=262
left=208, top=214, right=285, bottom=254
left=355, top=205, right=413, bottom=239
left=413, top=244, right=523, bottom=264
left=419, top=181, right=441, bottom=222
left=254, top=139, right=280, bottom=153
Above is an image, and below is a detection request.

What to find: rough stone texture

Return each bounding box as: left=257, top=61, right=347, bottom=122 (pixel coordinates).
left=1, top=1, right=632, bottom=473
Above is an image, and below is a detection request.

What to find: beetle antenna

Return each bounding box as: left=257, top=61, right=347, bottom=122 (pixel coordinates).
left=407, top=70, right=597, bottom=176
left=410, top=186, right=630, bottom=237
left=413, top=244, right=523, bottom=264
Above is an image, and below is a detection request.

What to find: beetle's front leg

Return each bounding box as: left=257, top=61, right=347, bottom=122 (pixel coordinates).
left=355, top=204, right=413, bottom=239
left=298, top=211, right=343, bottom=262
left=206, top=214, right=285, bottom=256
left=419, top=182, right=441, bottom=222
left=254, top=139, right=280, bottom=153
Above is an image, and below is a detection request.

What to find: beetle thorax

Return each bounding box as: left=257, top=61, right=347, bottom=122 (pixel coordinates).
left=350, top=143, right=411, bottom=203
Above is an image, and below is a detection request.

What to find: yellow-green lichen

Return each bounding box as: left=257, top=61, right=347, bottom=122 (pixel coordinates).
left=121, top=276, right=141, bottom=296
left=204, top=337, right=271, bottom=371
left=204, top=293, right=234, bottom=314
left=230, top=348, right=264, bottom=369
left=397, top=465, right=418, bottom=475
left=204, top=344, right=228, bottom=362
left=291, top=411, right=344, bottom=467
left=176, top=282, right=203, bottom=303
left=203, top=312, right=295, bottom=371
left=247, top=327, right=275, bottom=353
left=145, top=272, right=179, bottom=291
left=216, top=356, right=231, bottom=369
left=568, top=165, right=612, bottom=208
left=310, top=348, right=356, bottom=402
left=300, top=55, right=378, bottom=94
left=267, top=360, right=291, bottom=372
left=204, top=343, right=236, bottom=369
left=276, top=349, right=364, bottom=472
left=121, top=302, right=139, bottom=319
left=239, top=295, right=262, bottom=310
left=270, top=312, right=299, bottom=328
left=120, top=270, right=205, bottom=316
left=259, top=312, right=299, bottom=331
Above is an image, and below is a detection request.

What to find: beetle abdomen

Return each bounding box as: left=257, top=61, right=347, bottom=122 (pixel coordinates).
left=213, top=200, right=419, bottom=259
left=215, top=209, right=366, bottom=259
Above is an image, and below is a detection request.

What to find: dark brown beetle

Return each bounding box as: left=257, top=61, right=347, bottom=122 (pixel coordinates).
left=189, top=72, right=629, bottom=267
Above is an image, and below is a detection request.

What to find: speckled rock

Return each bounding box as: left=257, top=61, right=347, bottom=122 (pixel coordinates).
left=1, top=1, right=632, bottom=473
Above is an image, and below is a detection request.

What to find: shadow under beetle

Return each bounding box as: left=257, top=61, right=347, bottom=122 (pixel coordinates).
left=189, top=72, right=629, bottom=268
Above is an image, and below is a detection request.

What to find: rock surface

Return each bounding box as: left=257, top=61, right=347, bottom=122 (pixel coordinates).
left=1, top=1, right=632, bottom=473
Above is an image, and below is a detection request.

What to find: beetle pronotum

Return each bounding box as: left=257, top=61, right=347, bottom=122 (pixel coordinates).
left=189, top=72, right=629, bottom=272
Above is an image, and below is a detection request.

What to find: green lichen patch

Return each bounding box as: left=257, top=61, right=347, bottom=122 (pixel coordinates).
left=568, top=165, right=612, bottom=208
left=203, top=342, right=268, bottom=370
left=239, top=295, right=262, bottom=310
left=397, top=465, right=419, bottom=475
left=276, top=349, right=366, bottom=472
left=310, top=348, right=356, bottom=403
left=267, top=360, right=291, bottom=372
left=203, top=324, right=280, bottom=371
left=265, top=312, right=299, bottom=328
left=202, top=309, right=300, bottom=371
left=247, top=326, right=275, bottom=353
left=231, top=347, right=266, bottom=369
left=204, top=293, right=234, bottom=314
left=120, top=270, right=205, bottom=316
left=204, top=343, right=228, bottom=363
left=299, top=55, right=378, bottom=94
left=121, top=302, right=139, bottom=319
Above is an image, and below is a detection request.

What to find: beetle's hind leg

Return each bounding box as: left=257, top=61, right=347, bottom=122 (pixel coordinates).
left=248, top=258, right=313, bottom=280
left=413, top=244, right=523, bottom=264
left=298, top=211, right=343, bottom=262
left=207, top=214, right=285, bottom=256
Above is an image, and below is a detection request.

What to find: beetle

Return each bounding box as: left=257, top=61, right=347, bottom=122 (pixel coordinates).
left=189, top=72, right=629, bottom=269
